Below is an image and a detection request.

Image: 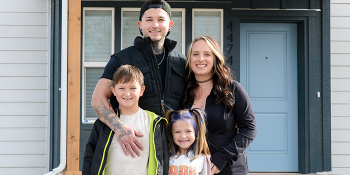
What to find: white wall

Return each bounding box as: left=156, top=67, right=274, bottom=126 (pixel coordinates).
left=0, top=0, right=50, bottom=174
left=330, top=0, right=350, bottom=174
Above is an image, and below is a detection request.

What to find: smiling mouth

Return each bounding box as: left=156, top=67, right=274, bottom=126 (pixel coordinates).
left=123, top=98, right=132, bottom=101
left=196, top=64, right=207, bottom=68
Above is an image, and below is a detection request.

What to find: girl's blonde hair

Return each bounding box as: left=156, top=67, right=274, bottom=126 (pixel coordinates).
left=165, top=108, right=210, bottom=159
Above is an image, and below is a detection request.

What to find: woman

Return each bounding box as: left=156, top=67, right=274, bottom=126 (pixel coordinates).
left=183, top=36, right=257, bottom=175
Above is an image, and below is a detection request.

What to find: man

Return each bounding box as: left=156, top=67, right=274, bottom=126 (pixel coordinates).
left=91, top=0, right=186, bottom=161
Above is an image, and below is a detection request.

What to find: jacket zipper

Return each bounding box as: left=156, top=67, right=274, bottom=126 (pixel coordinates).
left=152, top=117, right=168, bottom=173
left=162, top=49, right=171, bottom=115
left=98, top=130, right=113, bottom=175
left=147, top=40, right=167, bottom=115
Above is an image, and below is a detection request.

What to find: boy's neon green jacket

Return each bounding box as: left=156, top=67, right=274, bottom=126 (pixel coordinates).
left=82, top=110, right=169, bottom=175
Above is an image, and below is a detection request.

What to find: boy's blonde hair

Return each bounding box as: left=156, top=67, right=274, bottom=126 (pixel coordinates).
left=112, top=65, right=144, bottom=86
left=165, top=108, right=210, bottom=159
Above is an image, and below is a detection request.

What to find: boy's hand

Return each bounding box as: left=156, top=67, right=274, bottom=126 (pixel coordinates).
left=115, top=124, right=144, bottom=158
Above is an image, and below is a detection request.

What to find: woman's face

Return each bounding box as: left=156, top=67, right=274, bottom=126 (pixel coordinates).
left=190, top=40, right=215, bottom=80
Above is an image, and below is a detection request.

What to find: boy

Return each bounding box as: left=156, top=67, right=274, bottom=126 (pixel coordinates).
left=83, top=65, right=169, bottom=175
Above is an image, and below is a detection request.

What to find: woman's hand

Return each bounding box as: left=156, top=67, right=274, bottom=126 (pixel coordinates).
left=210, top=163, right=220, bottom=174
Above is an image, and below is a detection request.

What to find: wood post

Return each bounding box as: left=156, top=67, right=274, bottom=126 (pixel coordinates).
left=63, top=0, right=81, bottom=174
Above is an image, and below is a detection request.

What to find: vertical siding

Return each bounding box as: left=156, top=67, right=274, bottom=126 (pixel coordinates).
left=0, top=0, right=50, bottom=174
left=331, top=0, right=350, bottom=174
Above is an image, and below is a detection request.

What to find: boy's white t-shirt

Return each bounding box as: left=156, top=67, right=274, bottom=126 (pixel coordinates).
left=104, top=108, right=150, bottom=175
left=169, top=153, right=206, bottom=175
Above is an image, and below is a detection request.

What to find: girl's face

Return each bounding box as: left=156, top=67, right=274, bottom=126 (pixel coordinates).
left=190, top=39, right=215, bottom=80
left=172, top=120, right=196, bottom=155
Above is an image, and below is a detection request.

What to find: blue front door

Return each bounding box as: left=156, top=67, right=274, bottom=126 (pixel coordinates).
left=240, top=23, right=298, bottom=172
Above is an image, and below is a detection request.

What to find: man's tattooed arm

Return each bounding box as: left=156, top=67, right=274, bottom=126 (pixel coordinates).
left=91, top=78, right=132, bottom=140
left=93, top=100, right=132, bottom=140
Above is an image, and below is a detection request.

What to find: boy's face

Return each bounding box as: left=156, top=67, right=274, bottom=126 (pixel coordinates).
left=111, top=80, right=145, bottom=110
left=138, top=8, right=173, bottom=42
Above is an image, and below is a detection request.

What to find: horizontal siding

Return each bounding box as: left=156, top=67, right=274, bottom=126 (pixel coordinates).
left=332, top=79, right=350, bottom=91
left=0, top=51, right=48, bottom=64
left=0, top=141, right=46, bottom=155
left=0, top=116, right=46, bottom=128
left=331, top=41, right=350, bottom=53
left=332, top=130, right=350, bottom=142
left=0, top=26, right=48, bottom=37
left=0, top=77, right=48, bottom=89
left=0, top=38, right=48, bottom=51
left=0, top=0, right=47, bottom=13
left=0, top=155, right=46, bottom=167
left=330, top=168, right=350, bottom=175
left=0, top=64, right=48, bottom=77
left=0, top=103, right=48, bottom=116
left=0, top=128, right=47, bottom=141
left=332, top=142, right=350, bottom=155
left=331, top=28, right=350, bottom=41
left=331, top=66, right=350, bottom=78
left=331, top=54, right=350, bottom=65
left=0, top=13, right=47, bottom=26
left=0, top=168, right=46, bottom=175
left=331, top=104, right=350, bottom=116
left=331, top=92, right=350, bottom=104
left=331, top=1, right=350, bottom=174
left=332, top=155, right=350, bottom=167
left=332, top=116, right=350, bottom=129
left=331, top=0, right=350, bottom=3
left=0, top=0, right=50, bottom=174
left=0, top=90, right=48, bottom=102
left=331, top=4, right=350, bottom=16
left=331, top=17, right=350, bottom=28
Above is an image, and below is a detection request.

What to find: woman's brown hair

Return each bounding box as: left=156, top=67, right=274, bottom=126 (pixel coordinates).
left=183, top=36, right=235, bottom=114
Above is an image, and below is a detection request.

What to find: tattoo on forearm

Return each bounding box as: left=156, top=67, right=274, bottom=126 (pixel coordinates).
left=93, top=99, right=132, bottom=140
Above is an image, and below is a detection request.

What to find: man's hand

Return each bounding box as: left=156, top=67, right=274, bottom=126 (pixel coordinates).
left=210, top=163, right=220, bottom=175
left=114, top=123, right=144, bottom=158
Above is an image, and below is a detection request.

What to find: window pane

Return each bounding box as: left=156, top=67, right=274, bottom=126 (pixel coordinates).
left=84, top=10, right=112, bottom=62
left=167, top=11, right=182, bottom=54
left=122, top=11, right=139, bottom=49
left=193, top=11, right=221, bottom=46
left=85, top=68, right=105, bottom=120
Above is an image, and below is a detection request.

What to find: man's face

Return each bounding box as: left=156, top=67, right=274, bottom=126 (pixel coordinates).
left=138, top=8, right=173, bottom=42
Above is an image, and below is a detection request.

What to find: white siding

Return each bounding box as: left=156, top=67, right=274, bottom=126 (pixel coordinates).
left=0, top=0, right=50, bottom=174
left=331, top=0, right=350, bottom=174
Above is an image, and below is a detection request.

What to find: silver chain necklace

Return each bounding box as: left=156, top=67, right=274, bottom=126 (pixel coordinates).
left=157, top=48, right=165, bottom=67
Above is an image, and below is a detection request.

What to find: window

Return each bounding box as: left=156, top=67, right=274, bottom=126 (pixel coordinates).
left=193, top=9, right=223, bottom=48
left=82, top=7, right=114, bottom=122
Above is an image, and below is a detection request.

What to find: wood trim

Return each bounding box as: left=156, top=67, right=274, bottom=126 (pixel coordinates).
left=65, top=0, right=81, bottom=174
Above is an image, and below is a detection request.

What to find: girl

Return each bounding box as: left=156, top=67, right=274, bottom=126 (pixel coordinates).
left=166, top=108, right=211, bottom=175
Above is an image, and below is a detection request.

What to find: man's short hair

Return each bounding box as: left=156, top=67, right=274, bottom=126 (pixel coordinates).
left=112, top=65, right=144, bottom=87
